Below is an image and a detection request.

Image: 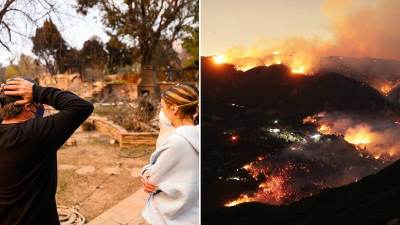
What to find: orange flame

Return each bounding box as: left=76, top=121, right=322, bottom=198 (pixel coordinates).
left=318, top=124, right=332, bottom=134
left=380, top=84, right=393, bottom=95
left=218, top=49, right=316, bottom=74
left=343, top=125, right=373, bottom=148
left=377, top=81, right=400, bottom=96
left=302, top=113, right=400, bottom=160
left=225, top=194, right=254, bottom=207
left=225, top=161, right=309, bottom=207
left=291, top=65, right=307, bottom=74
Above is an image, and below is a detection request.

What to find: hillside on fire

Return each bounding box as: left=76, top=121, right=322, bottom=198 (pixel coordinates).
left=201, top=56, right=400, bottom=225
left=205, top=158, right=400, bottom=225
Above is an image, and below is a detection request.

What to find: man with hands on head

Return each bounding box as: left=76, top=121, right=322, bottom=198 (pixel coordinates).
left=0, top=78, right=93, bottom=225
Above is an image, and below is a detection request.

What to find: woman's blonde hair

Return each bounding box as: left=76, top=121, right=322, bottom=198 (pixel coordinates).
left=161, top=83, right=199, bottom=125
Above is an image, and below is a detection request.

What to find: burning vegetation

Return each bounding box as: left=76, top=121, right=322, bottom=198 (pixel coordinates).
left=202, top=39, right=400, bottom=211
left=224, top=112, right=400, bottom=207
left=212, top=51, right=315, bottom=75
left=303, top=112, right=400, bottom=159
left=378, top=81, right=400, bottom=96
left=203, top=1, right=400, bottom=223
left=210, top=0, right=400, bottom=93
left=225, top=159, right=316, bottom=207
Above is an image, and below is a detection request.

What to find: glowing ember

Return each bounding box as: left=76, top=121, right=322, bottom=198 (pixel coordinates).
left=231, top=135, right=239, bottom=141
left=256, top=175, right=287, bottom=204
left=257, top=155, right=267, bottom=161
left=213, top=55, right=225, bottom=64
left=225, top=161, right=314, bottom=207
left=225, top=113, right=400, bottom=208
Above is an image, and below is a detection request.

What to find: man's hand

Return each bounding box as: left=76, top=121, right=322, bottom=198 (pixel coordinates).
left=3, top=78, right=34, bottom=105
left=141, top=176, right=158, bottom=194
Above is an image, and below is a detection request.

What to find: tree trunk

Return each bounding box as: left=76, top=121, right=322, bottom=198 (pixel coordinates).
left=140, top=49, right=160, bottom=96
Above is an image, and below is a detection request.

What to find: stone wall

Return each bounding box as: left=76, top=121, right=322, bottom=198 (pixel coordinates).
left=39, top=73, right=82, bottom=91
left=37, top=72, right=197, bottom=102
left=87, top=116, right=157, bottom=148
left=120, top=132, right=158, bottom=148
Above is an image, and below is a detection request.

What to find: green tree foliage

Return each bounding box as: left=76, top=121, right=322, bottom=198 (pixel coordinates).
left=76, top=0, right=198, bottom=67
left=4, top=64, right=19, bottom=79
left=2, top=55, right=43, bottom=80
left=182, top=26, right=199, bottom=67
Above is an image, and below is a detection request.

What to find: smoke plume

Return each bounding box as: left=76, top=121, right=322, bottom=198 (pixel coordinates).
left=220, top=0, right=400, bottom=71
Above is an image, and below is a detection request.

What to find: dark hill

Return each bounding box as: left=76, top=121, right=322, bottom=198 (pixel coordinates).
left=202, top=56, right=399, bottom=125
left=387, top=84, right=400, bottom=106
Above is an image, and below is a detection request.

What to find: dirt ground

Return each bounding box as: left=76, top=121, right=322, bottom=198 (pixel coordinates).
left=56, top=130, right=154, bottom=221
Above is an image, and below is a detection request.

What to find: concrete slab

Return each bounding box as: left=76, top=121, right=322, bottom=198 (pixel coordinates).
left=86, top=189, right=148, bottom=225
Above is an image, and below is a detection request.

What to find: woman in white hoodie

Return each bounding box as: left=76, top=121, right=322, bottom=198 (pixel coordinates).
left=141, top=83, right=199, bottom=225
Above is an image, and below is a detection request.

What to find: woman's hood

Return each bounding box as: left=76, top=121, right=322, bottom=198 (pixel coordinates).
left=173, top=125, right=199, bottom=153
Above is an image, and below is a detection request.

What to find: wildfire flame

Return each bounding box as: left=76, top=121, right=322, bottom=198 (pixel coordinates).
left=213, top=55, right=226, bottom=64
left=378, top=81, right=400, bottom=96
left=344, top=125, right=373, bottom=147
left=302, top=112, right=400, bottom=160
left=380, top=84, right=393, bottom=96
left=225, top=112, right=400, bottom=208
left=318, top=124, right=332, bottom=134
left=225, top=160, right=314, bottom=207
left=291, top=65, right=306, bottom=74
left=236, top=65, right=256, bottom=72
left=217, top=50, right=314, bottom=74
left=225, top=194, right=254, bottom=207
left=302, top=115, right=317, bottom=124
left=312, top=120, right=374, bottom=149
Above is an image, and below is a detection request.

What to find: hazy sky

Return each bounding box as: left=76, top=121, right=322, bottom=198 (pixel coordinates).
left=0, top=1, right=108, bottom=65
left=201, top=0, right=376, bottom=56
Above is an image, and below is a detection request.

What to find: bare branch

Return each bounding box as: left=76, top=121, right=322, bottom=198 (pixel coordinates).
left=8, top=8, right=38, bottom=23
left=0, top=38, right=10, bottom=51
left=0, top=0, right=17, bottom=24
left=0, top=0, right=60, bottom=51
